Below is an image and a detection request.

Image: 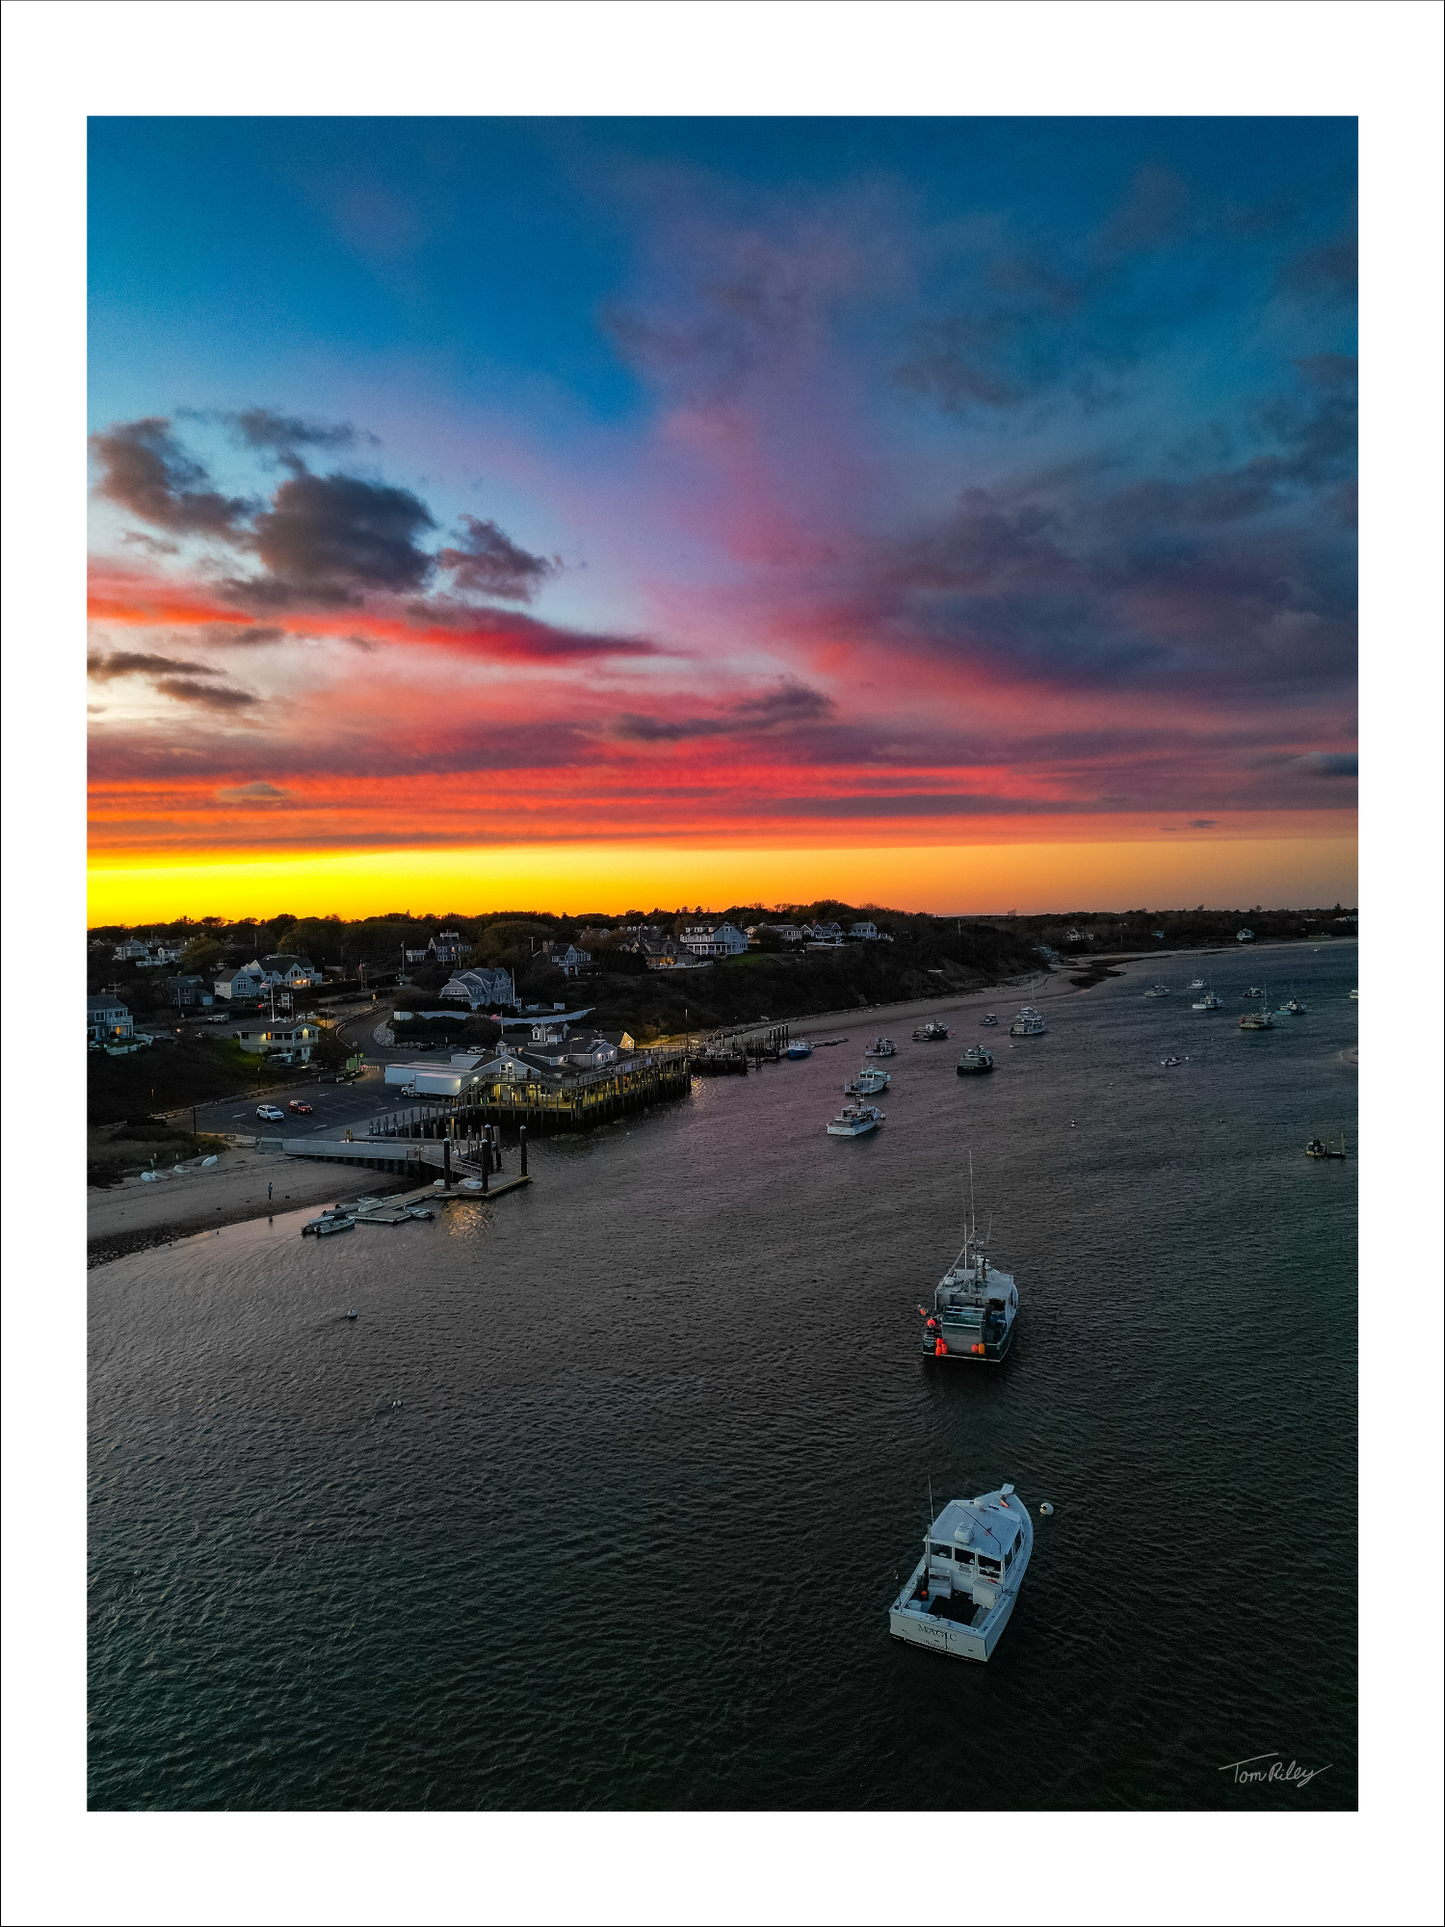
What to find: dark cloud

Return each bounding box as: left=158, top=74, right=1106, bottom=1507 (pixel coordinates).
left=90, top=417, right=252, bottom=538
left=615, top=680, right=835, bottom=742
left=198, top=623, right=287, bottom=648
left=1188, top=818, right=1218, bottom=828
left=1290, top=752, right=1357, bottom=778
left=436, top=515, right=557, bottom=601
left=154, top=679, right=258, bottom=711
left=1276, top=234, right=1356, bottom=301
left=217, top=781, right=289, bottom=803
left=249, top=471, right=437, bottom=591
left=119, top=530, right=181, bottom=556
left=229, top=407, right=376, bottom=462
left=88, top=651, right=220, bottom=681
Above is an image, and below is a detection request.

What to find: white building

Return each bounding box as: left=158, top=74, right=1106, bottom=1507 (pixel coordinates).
left=748, top=923, right=804, bottom=945
left=88, top=994, right=133, bottom=1042
left=439, top=966, right=520, bottom=1010
left=848, top=921, right=879, bottom=941
left=214, top=965, right=268, bottom=1000
left=428, top=931, right=472, bottom=965
left=679, top=921, right=749, bottom=958
left=232, top=1021, right=320, bottom=1063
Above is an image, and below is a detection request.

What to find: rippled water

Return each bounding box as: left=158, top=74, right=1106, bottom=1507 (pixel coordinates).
left=89, top=947, right=1357, bottom=1809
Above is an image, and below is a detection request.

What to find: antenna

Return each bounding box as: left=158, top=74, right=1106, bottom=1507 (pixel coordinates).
left=928, top=1474, right=934, bottom=1533
left=968, top=1151, right=977, bottom=1247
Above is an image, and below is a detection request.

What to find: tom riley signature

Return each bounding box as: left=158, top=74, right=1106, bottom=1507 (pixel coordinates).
left=1219, top=1752, right=1332, bottom=1789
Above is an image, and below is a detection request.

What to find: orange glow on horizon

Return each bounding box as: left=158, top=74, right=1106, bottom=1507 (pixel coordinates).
left=87, top=829, right=1359, bottom=925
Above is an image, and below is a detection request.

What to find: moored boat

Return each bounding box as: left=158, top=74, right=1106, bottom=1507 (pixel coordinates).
left=1009, top=1006, right=1046, bottom=1037
left=917, top=1201, right=1017, bottom=1362
left=1192, top=986, right=1223, bottom=1010
left=864, top=1036, right=897, bottom=1057
left=826, top=1100, right=885, bottom=1138
left=912, top=1020, right=951, bottom=1042
left=1239, top=1001, right=1275, bottom=1030
left=979, top=1012, right=998, bottom=1027
left=846, top=1064, right=890, bottom=1095
left=1143, top=981, right=1170, bottom=998
left=888, top=1484, right=1033, bottom=1662
left=1186, top=977, right=1205, bottom=990
left=956, top=1046, right=994, bottom=1075
left=786, top=1038, right=814, bottom=1059
left=1306, top=1134, right=1348, bottom=1159
left=304, top=1211, right=355, bottom=1237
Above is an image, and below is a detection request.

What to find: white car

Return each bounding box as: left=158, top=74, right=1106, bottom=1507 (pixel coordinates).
left=256, top=1104, right=285, bottom=1122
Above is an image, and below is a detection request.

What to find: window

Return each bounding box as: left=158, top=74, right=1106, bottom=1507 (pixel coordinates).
left=978, top=1556, right=1001, bottom=1579
left=930, top=1542, right=953, bottom=1559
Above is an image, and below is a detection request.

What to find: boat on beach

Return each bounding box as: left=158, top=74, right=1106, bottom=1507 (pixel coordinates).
left=1009, top=1006, right=1047, bottom=1036
left=888, top=1484, right=1033, bottom=1662
left=864, top=1036, right=898, bottom=1057
left=786, top=1038, right=814, bottom=1059
left=912, top=1020, right=951, bottom=1042
left=826, top=1100, right=885, bottom=1138
left=979, top=1013, right=998, bottom=1027
left=956, top=1046, right=994, bottom=1074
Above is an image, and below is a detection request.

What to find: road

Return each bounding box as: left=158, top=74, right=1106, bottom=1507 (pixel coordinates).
left=174, top=997, right=413, bottom=1139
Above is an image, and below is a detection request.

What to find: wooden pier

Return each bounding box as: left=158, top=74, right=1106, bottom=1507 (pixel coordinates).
left=368, top=1045, right=694, bottom=1140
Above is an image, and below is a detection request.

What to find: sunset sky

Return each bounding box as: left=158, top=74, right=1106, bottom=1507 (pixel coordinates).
left=86, top=116, right=1357, bottom=920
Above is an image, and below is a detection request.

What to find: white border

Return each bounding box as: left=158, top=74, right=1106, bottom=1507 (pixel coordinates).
left=3, top=4, right=1441, bottom=1924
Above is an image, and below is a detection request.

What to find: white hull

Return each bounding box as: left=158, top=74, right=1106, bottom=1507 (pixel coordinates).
left=890, top=1583, right=1017, bottom=1662
left=827, top=1117, right=880, bottom=1137
left=889, top=1495, right=1033, bottom=1663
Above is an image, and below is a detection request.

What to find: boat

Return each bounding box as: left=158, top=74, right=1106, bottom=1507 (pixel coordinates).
left=825, top=1100, right=885, bottom=1138
left=1186, top=977, right=1205, bottom=990
left=304, top=1213, right=355, bottom=1237
left=1276, top=990, right=1308, bottom=1014
left=979, top=1013, right=998, bottom=1027
left=1239, top=998, right=1275, bottom=1031
left=1160, top=1055, right=1186, bottom=1068
left=888, top=1483, right=1033, bottom=1662
left=1243, top=986, right=1265, bottom=999
left=1143, top=982, right=1170, bottom=998
left=956, top=1046, right=994, bottom=1075
left=786, top=1038, right=814, bottom=1059
left=460, top=1177, right=485, bottom=1191
left=917, top=1193, right=1017, bottom=1363
left=846, top=1064, right=890, bottom=1095
left=346, top=1309, right=358, bottom=1320
left=1191, top=987, right=1223, bottom=1010
left=1009, top=1006, right=1047, bottom=1037
left=405, top=1204, right=435, bottom=1219
left=912, top=1021, right=951, bottom=1042
left=1349, top=988, right=1358, bottom=1000
left=1306, top=1134, right=1348, bottom=1159
left=864, top=1036, right=898, bottom=1057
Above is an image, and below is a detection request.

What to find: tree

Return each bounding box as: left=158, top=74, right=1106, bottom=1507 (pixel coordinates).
left=178, top=936, right=225, bottom=974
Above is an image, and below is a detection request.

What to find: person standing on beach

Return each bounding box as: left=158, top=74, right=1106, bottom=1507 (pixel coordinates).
left=267, top=1181, right=272, bottom=1201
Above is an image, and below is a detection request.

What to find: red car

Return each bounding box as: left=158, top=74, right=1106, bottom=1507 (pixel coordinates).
left=287, top=1100, right=314, bottom=1115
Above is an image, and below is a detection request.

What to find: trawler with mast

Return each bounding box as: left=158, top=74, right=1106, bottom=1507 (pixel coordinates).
left=917, top=1166, right=1018, bottom=1363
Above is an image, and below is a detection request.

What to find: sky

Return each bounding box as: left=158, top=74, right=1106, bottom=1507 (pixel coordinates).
left=85, top=117, right=1357, bottom=920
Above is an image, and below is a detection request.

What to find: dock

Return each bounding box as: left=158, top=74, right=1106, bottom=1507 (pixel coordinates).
left=346, top=1174, right=532, bottom=1220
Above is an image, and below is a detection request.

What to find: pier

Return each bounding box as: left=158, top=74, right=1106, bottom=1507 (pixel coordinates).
left=368, top=1045, right=693, bottom=1139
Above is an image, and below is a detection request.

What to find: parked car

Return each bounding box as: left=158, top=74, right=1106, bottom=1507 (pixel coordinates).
left=256, top=1104, right=285, bottom=1121
left=206, top=1013, right=230, bottom=1024
left=287, top=1100, right=313, bottom=1115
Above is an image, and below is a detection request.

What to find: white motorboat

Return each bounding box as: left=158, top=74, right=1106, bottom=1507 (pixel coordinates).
left=912, top=1020, right=951, bottom=1042
left=1191, top=986, right=1223, bottom=1010
left=1186, top=977, right=1205, bottom=990
left=889, top=1484, right=1033, bottom=1662
left=979, top=1013, right=998, bottom=1027
left=846, top=1064, right=890, bottom=1095
left=1143, top=982, right=1170, bottom=998
left=304, top=1212, right=355, bottom=1237
left=786, top=1038, right=814, bottom=1059
left=917, top=1205, right=1017, bottom=1361
left=826, top=1100, right=885, bottom=1138
left=1276, top=989, right=1308, bottom=1014
left=864, top=1036, right=898, bottom=1057
left=1009, top=1006, right=1046, bottom=1037
left=956, top=1046, right=994, bottom=1074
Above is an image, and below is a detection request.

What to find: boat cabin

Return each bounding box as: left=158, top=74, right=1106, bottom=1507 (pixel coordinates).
left=933, top=1255, right=1016, bottom=1335
left=921, top=1493, right=1027, bottom=1608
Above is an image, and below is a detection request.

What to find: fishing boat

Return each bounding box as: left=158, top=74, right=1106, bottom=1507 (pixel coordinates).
left=917, top=1188, right=1017, bottom=1362
left=846, top=1064, right=890, bottom=1095
left=1306, top=1134, right=1348, bottom=1159
left=888, top=1483, right=1033, bottom=1662
left=956, top=1046, right=994, bottom=1075
left=1243, top=986, right=1265, bottom=999
left=1143, top=982, right=1170, bottom=998
left=912, top=1020, right=951, bottom=1042
left=1009, top=1006, right=1047, bottom=1037
left=864, top=1036, right=898, bottom=1057
left=1239, top=996, right=1275, bottom=1030
left=1191, top=987, right=1223, bottom=1010
left=304, top=1211, right=355, bottom=1237
left=1160, top=1055, right=1187, bottom=1068
left=786, top=1038, right=814, bottom=1059
left=826, top=1100, right=885, bottom=1138
left=1186, top=977, right=1205, bottom=990
left=1276, top=989, right=1308, bottom=1014
left=979, top=1013, right=998, bottom=1027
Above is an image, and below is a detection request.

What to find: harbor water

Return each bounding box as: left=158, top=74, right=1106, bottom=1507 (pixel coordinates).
left=89, top=946, right=1358, bottom=1809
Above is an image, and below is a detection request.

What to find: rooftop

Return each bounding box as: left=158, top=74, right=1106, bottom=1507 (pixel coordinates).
left=930, top=1490, right=1024, bottom=1559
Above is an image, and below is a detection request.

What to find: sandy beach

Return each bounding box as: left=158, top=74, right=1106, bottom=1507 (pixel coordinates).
left=87, top=1153, right=409, bottom=1266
